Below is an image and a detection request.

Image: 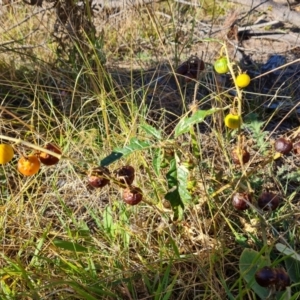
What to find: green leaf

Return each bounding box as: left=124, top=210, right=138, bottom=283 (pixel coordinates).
left=284, top=256, right=300, bottom=283
left=276, top=243, right=300, bottom=261
left=100, top=138, right=152, bottom=167
left=165, top=188, right=179, bottom=206
left=165, top=188, right=184, bottom=221
left=177, top=164, right=192, bottom=205
left=243, top=113, right=261, bottom=126
left=242, top=113, right=268, bottom=152
left=174, top=109, right=217, bottom=138
left=162, top=272, right=178, bottom=300
left=282, top=170, right=300, bottom=182
left=153, top=148, right=163, bottom=176
left=166, top=158, right=177, bottom=189
left=239, top=248, right=270, bottom=299
left=276, top=243, right=300, bottom=283
left=189, top=127, right=201, bottom=160
left=235, top=235, right=248, bottom=247
left=100, top=152, right=123, bottom=167
left=103, top=206, right=115, bottom=237
left=141, top=124, right=162, bottom=140
left=114, top=138, right=152, bottom=156
left=53, top=239, right=88, bottom=252
left=164, top=155, right=192, bottom=220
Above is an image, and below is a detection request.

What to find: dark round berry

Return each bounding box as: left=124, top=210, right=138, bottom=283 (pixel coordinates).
left=232, top=192, right=251, bottom=210
left=274, top=268, right=290, bottom=290
left=231, top=148, right=250, bottom=165
left=274, top=138, right=293, bottom=155
left=255, top=266, right=277, bottom=287
left=176, top=57, right=205, bottom=82
left=88, top=167, right=110, bottom=188
left=122, top=186, right=143, bottom=205
left=115, top=165, right=135, bottom=186
left=39, top=143, right=61, bottom=166
left=257, top=192, right=280, bottom=211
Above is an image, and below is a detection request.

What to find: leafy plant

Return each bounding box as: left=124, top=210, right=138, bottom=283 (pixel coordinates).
left=243, top=113, right=269, bottom=153
left=99, top=109, right=221, bottom=220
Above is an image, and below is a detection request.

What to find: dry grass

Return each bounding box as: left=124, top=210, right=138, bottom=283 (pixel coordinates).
left=0, top=0, right=300, bottom=299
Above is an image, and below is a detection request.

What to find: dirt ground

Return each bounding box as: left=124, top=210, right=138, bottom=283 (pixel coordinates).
left=1, top=0, right=300, bottom=129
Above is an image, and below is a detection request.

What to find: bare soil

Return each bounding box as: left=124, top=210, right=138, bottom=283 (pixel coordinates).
left=1, top=0, right=300, bottom=129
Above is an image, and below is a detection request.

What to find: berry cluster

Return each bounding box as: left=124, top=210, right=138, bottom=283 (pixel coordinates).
left=229, top=137, right=295, bottom=166
left=232, top=191, right=280, bottom=211
left=255, top=266, right=290, bottom=290
left=87, top=165, right=143, bottom=205
left=231, top=137, right=298, bottom=211
left=0, top=143, right=61, bottom=176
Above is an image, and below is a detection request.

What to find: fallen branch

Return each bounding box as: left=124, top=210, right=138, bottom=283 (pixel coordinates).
left=250, top=32, right=300, bottom=46
left=231, top=0, right=300, bottom=27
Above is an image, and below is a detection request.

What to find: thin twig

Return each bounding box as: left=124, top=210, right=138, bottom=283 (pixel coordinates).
left=0, top=135, right=62, bottom=159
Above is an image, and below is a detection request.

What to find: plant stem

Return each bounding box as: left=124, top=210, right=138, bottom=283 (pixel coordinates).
left=259, top=214, right=271, bottom=265
left=0, top=135, right=62, bottom=159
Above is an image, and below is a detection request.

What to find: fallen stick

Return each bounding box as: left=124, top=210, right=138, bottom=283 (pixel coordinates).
left=231, top=0, right=300, bottom=27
